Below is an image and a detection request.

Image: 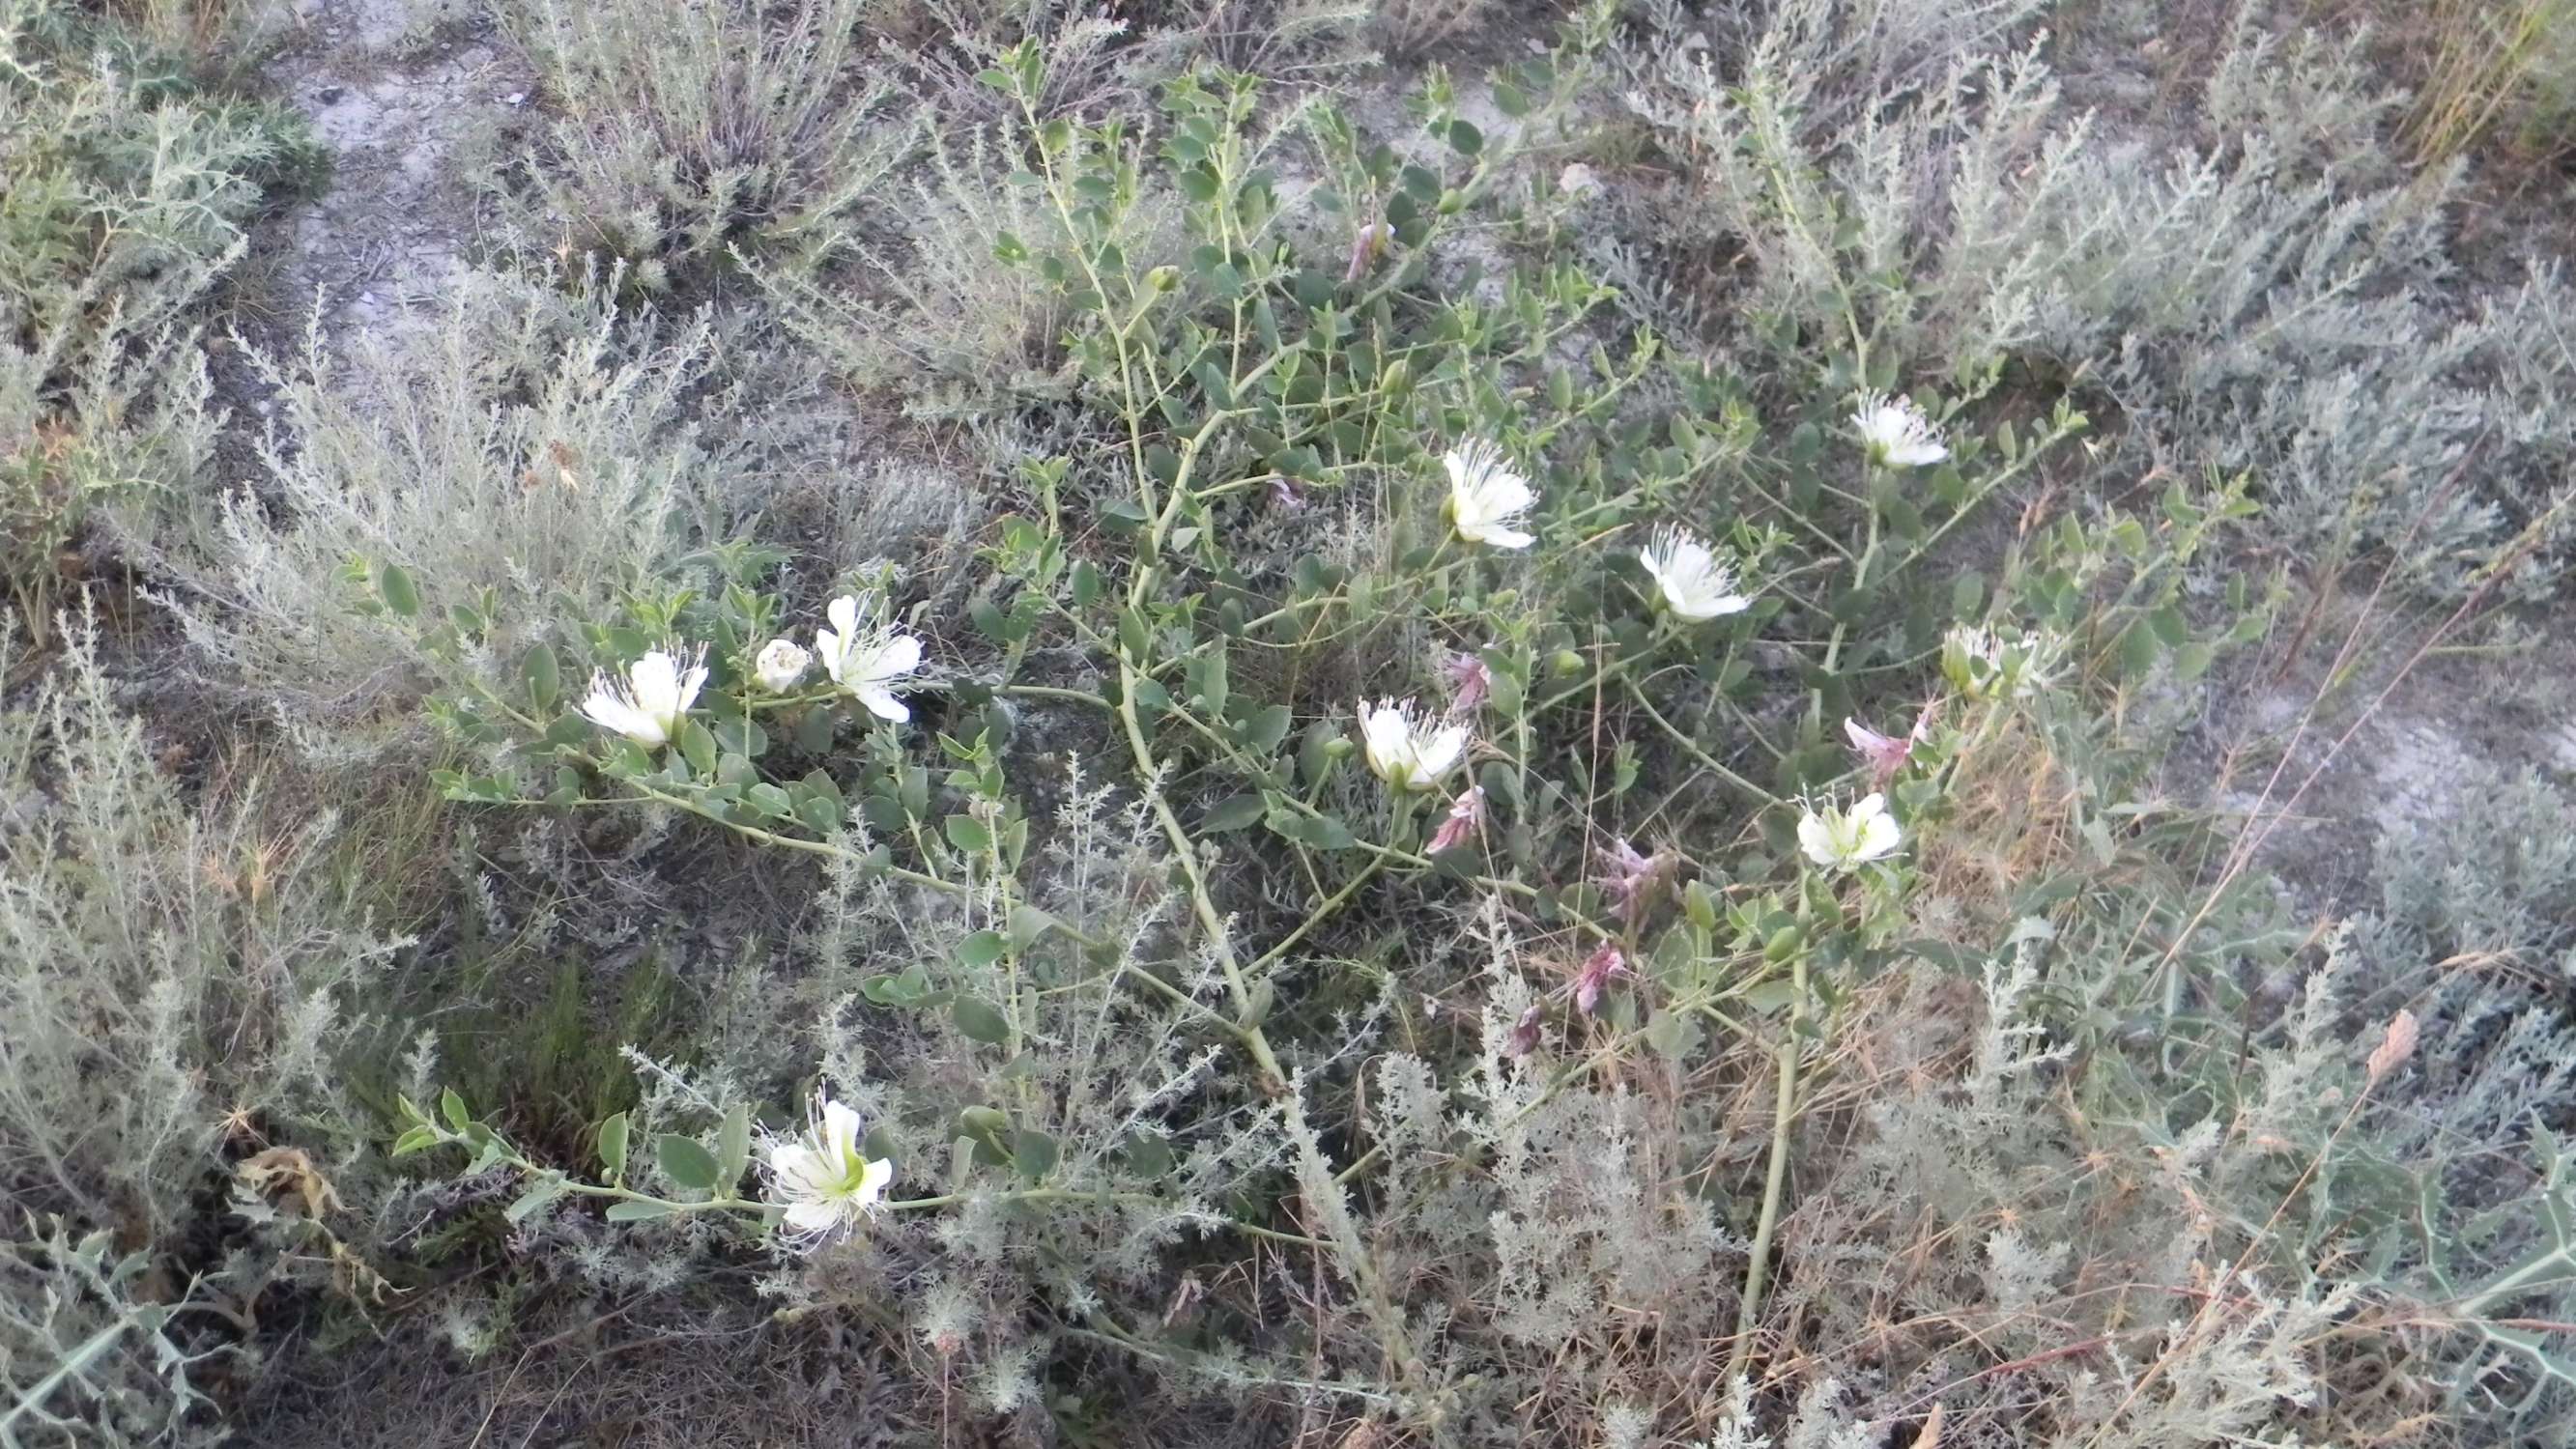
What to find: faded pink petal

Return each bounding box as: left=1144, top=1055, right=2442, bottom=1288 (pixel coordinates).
left=1344, top=221, right=1390, bottom=285
left=1571, top=944, right=1631, bottom=1017
left=1504, top=1001, right=1546, bottom=1059
left=1593, top=838, right=1672, bottom=923
left=1427, top=785, right=1486, bottom=854
left=1845, top=700, right=1938, bottom=788
left=1445, top=652, right=1492, bottom=716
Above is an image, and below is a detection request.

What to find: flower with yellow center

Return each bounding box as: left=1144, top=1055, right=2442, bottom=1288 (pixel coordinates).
left=764, top=1095, right=895, bottom=1247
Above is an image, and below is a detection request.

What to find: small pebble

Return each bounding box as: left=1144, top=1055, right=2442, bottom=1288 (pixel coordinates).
left=317, top=84, right=344, bottom=103
left=501, top=91, right=527, bottom=106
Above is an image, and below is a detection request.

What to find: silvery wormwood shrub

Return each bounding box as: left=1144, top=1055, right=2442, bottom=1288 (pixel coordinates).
left=1616, top=0, right=2576, bottom=600
left=2, top=0, right=319, bottom=643
left=343, top=18, right=2273, bottom=1438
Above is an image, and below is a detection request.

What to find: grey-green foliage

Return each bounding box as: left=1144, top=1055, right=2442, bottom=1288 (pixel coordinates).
left=493, top=0, right=914, bottom=286
left=0, top=1219, right=227, bottom=1447
left=756, top=10, right=1185, bottom=411
left=473, top=753, right=1342, bottom=1424
left=140, top=268, right=746, bottom=753
left=2341, top=765, right=2576, bottom=1429
left=1617, top=0, right=2576, bottom=597
left=0, top=614, right=408, bottom=1238
left=0, top=614, right=408, bottom=1443
left=0, top=0, right=316, bottom=627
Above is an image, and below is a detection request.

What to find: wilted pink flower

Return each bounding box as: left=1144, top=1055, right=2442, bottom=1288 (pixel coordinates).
left=1843, top=700, right=1936, bottom=788
left=1594, top=837, right=1673, bottom=923
left=1344, top=220, right=1391, bottom=285
left=1504, top=1001, right=1546, bottom=1059
left=1270, top=476, right=1306, bottom=512
left=1444, top=651, right=1492, bottom=716
left=1427, top=785, right=1486, bottom=854
left=1570, top=943, right=1631, bottom=1017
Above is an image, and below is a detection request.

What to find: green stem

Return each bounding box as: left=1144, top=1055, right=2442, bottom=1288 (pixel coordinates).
left=1247, top=855, right=1387, bottom=975
left=1116, top=659, right=1289, bottom=1091
left=1809, top=498, right=1879, bottom=733
left=1728, top=936, right=1810, bottom=1386
left=1622, top=682, right=1781, bottom=806
left=881, top=1188, right=1327, bottom=1250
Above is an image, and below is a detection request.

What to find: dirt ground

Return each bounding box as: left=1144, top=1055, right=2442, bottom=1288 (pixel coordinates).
left=266, top=0, right=530, bottom=346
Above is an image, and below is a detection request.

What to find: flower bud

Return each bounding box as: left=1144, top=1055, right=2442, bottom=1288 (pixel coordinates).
left=754, top=639, right=813, bottom=692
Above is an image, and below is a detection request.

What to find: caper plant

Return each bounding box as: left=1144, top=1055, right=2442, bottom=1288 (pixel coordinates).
left=354, top=9, right=2260, bottom=1427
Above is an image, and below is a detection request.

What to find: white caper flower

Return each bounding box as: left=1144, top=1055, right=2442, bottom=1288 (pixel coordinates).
left=763, top=1094, right=895, bottom=1248
left=753, top=639, right=812, bottom=693
left=1850, top=392, right=1949, bottom=469
left=1443, top=439, right=1537, bottom=550
left=1942, top=624, right=2055, bottom=700
left=1357, top=697, right=1470, bottom=792
left=815, top=594, right=924, bottom=723
left=1638, top=526, right=1753, bottom=622
left=578, top=645, right=706, bottom=749
left=1797, top=791, right=1903, bottom=871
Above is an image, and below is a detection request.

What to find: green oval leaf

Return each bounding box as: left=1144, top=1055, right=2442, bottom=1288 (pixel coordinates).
left=1013, top=1129, right=1059, bottom=1182
left=656, top=1134, right=720, bottom=1192
left=523, top=643, right=560, bottom=712
left=678, top=719, right=718, bottom=778
left=945, top=814, right=993, bottom=853
left=713, top=1105, right=751, bottom=1192
left=504, top=1177, right=567, bottom=1224
left=605, top=1199, right=676, bottom=1222
left=597, top=1112, right=630, bottom=1181
left=1202, top=793, right=1268, bottom=833
left=953, top=996, right=1012, bottom=1045
left=377, top=562, right=419, bottom=618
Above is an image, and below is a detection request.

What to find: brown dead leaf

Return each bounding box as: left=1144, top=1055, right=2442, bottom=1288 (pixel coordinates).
left=2366, top=1009, right=2419, bottom=1086
left=237, top=1147, right=341, bottom=1220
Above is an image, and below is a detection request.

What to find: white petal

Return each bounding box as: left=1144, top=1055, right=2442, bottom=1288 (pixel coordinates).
left=1856, top=812, right=1903, bottom=861
left=629, top=651, right=681, bottom=713
left=782, top=1199, right=846, bottom=1234
left=1417, top=724, right=1470, bottom=781
left=1796, top=811, right=1836, bottom=867
left=581, top=690, right=666, bottom=747
left=767, top=1141, right=815, bottom=1181
left=1466, top=521, right=1534, bottom=550
left=856, top=1156, right=895, bottom=1206
left=767, top=1145, right=832, bottom=1199
left=827, top=595, right=858, bottom=638
left=1476, top=473, right=1534, bottom=517
left=862, top=633, right=923, bottom=682
left=820, top=1101, right=864, bottom=1159
left=855, top=684, right=910, bottom=723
